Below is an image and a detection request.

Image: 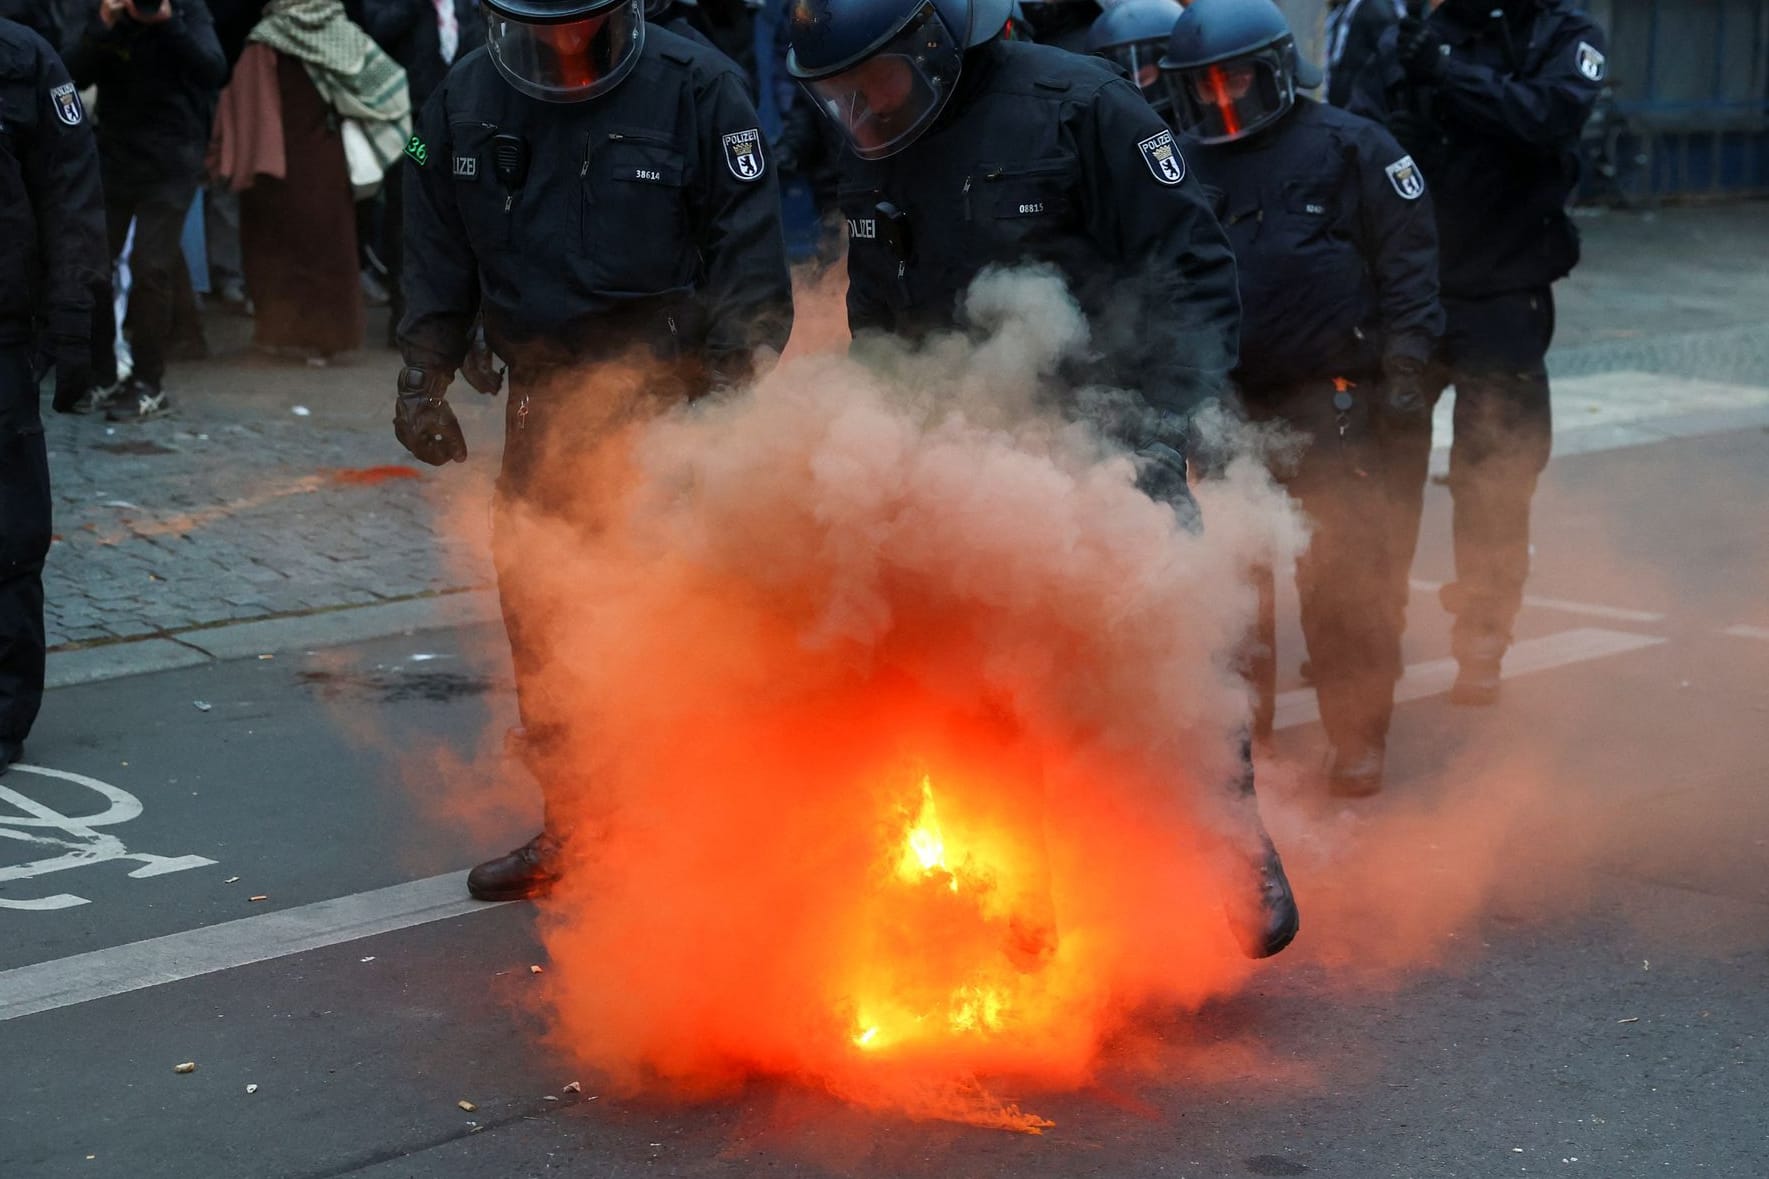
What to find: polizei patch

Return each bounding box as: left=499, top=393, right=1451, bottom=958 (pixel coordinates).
left=1576, top=41, right=1606, bottom=82
left=452, top=153, right=477, bottom=179
left=1385, top=155, right=1426, bottom=200
left=49, top=81, right=83, bottom=126
left=722, top=129, right=765, bottom=182
left=1137, top=129, right=1185, bottom=186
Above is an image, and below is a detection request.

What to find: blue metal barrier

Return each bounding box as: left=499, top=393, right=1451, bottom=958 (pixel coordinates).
left=1597, top=0, right=1769, bottom=200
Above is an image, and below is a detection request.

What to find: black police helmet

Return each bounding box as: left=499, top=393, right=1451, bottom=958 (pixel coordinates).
left=1157, top=0, right=1320, bottom=143
left=786, top=0, right=1012, bottom=76
left=785, top=0, right=1013, bottom=159
left=1085, top=0, right=1183, bottom=115
left=481, top=0, right=646, bottom=102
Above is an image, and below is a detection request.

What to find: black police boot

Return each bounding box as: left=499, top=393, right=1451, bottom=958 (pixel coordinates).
left=1221, top=827, right=1300, bottom=960
left=0, top=739, right=21, bottom=776
left=1327, top=741, right=1385, bottom=797
left=467, top=831, right=564, bottom=902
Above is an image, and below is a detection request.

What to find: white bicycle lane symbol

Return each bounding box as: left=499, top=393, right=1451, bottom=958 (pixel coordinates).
left=0, top=763, right=217, bottom=911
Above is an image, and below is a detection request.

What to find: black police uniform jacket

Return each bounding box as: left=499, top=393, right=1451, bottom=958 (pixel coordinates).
left=1182, top=99, right=1442, bottom=394
left=1324, top=0, right=1398, bottom=110
left=64, top=0, right=227, bottom=185
left=398, top=28, right=792, bottom=380
left=0, top=18, right=107, bottom=351
left=1349, top=0, right=1606, bottom=298
left=838, top=38, right=1240, bottom=418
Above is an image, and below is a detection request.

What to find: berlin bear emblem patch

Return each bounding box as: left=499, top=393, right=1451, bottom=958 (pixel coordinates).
left=722, top=129, right=765, bottom=182
left=49, top=82, right=84, bottom=126
left=1576, top=41, right=1606, bottom=82
left=1385, top=155, right=1426, bottom=200
left=1138, top=129, right=1186, bottom=186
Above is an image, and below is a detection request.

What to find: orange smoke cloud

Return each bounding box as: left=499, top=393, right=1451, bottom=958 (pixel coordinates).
left=486, top=269, right=1306, bottom=1129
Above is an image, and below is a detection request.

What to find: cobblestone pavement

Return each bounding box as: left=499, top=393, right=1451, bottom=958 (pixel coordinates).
left=43, top=342, right=500, bottom=649
left=40, top=202, right=1769, bottom=650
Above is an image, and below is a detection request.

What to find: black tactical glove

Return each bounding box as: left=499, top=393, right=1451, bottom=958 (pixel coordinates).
left=1397, top=16, right=1447, bottom=84
left=460, top=320, right=503, bottom=396
left=45, top=338, right=94, bottom=414
left=1377, top=356, right=1434, bottom=440
left=393, top=366, right=467, bottom=465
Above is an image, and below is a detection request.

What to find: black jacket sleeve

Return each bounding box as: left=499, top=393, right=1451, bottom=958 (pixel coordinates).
left=689, top=65, right=793, bottom=378
left=1352, top=121, right=1441, bottom=366
left=1327, top=0, right=1399, bottom=108
left=62, top=9, right=117, bottom=86
left=397, top=87, right=479, bottom=372
left=1431, top=14, right=1606, bottom=150
left=66, top=0, right=226, bottom=89
left=1075, top=76, right=1240, bottom=416
left=24, top=34, right=107, bottom=347
left=159, top=0, right=227, bottom=88
left=358, top=0, right=426, bottom=53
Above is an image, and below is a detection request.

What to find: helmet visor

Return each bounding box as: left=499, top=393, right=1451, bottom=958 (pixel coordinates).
left=486, top=1, right=644, bottom=103
left=800, top=4, right=963, bottom=160
left=1163, top=53, right=1288, bottom=143
left=1104, top=38, right=1171, bottom=113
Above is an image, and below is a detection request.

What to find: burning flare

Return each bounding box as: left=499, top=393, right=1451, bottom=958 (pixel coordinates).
left=491, top=271, right=1299, bottom=1132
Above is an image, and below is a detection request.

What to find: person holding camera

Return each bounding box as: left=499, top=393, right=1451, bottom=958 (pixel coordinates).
left=66, top=0, right=227, bottom=421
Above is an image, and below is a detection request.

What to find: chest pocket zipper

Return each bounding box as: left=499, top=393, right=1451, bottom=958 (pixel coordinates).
left=979, top=160, right=1076, bottom=222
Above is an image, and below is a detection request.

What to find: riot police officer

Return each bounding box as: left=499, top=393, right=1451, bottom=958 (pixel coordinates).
left=1084, top=0, right=1179, bottom=118
left=397, top=0, right=794, bottom=900
left=784, top=0, right=1299, bottom=959
left=1153, top=0, right=1442, bottom=796
left=0, top=16, right=108, bottom=774
left=1350, top=0, right=1606, bottom=704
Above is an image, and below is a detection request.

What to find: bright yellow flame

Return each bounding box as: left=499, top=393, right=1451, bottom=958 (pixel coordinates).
left=848, top=773, right=1040, bottom=1058
left=897, top=775, right=960, bottom=891
left=947, top=985, right=1008, bottom=1034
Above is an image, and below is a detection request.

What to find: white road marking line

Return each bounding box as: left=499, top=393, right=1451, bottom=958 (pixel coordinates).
left=1273, top=627, right=1667, bottom=731
left=0, top=871, right=482, bottom=1023
left=1408, top=579, right=1666, bottom=625
left=1428, top=372, right=1769, bottom=471
left=1722, top=625, right=1769, bottom=642
left=0, top=625, right=1677, bottom=1021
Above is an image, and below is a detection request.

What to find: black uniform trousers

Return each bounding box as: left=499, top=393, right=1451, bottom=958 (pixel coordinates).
left=0, top=343, right=51, bottom=752
left=1383, top=288, right=1554, bottom=657
left=488, top=359, right=705, bottom=834
left=90, top=165, right=201, bottom=389
left=1246, top=378, right=1402, bottom=754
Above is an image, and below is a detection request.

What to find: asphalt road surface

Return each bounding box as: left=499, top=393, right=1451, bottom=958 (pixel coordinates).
left=3, top=424, right=1766, bottom=1179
